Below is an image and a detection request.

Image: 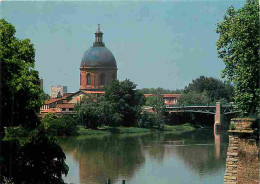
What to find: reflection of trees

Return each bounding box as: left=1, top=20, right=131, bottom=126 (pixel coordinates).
left=140, top=133, right=166, bottom=163
left=60, top=130, right=229, bottom=183
left=60, top=135, right=146, bottom=184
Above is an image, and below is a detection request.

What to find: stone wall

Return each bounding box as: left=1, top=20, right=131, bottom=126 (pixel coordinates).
left=224, top=118, right=259, bottom=184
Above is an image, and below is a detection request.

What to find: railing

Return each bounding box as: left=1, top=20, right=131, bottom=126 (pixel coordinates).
left=164, top=103, right=239, bottom=115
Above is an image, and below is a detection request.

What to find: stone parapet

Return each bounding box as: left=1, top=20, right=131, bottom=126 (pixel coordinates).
left=224, top=118, right=259, bottom=184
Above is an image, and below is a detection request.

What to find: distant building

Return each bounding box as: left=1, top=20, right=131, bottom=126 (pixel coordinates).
left=144, top=94, right=181, bottom=106
left=50, top=85, right=67, bottom=98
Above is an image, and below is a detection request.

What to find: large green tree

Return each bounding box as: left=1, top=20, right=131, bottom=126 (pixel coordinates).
left=216, top=0, right=259, bottom=115
left=0, top=19, right=44, bottom=130
left=183, top=76, right=234, bottom=103
left=178, top=91, right=210, bottom=105
left=104, top=79, right=146, bottom=127
left=75, top=96, right=106, bottom=129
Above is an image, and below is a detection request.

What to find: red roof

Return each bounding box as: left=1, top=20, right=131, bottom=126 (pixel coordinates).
left=144, top=94, right=158, bottom=97
left=44, top=98, right=62, bottom=105
left=41, top=108, right=61, bottom=113
left=57, top=103, right=75, bottom=109
left=82, top=90, right=105, bottom=94
left=162, top=94, right=181, bottom=98
left=61, top=93, right=74, bottom=99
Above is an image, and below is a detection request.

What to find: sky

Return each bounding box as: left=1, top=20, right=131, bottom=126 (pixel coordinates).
left=1, top=0, right=245, bottom=93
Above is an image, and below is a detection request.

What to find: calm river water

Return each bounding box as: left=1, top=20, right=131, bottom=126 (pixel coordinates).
left=59, top=129, right=229, bottom=184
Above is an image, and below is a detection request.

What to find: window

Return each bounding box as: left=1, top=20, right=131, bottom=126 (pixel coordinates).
left=87, top=73, right=91, bottom=85
left=100, top=73, right=105, bottom=85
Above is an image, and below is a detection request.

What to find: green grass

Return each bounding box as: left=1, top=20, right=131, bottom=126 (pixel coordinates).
left=4, top=124, right=197, bottom=141
left=77, top=124, right=196, bottom=136
left=163, top=123, right=196, bottom=133
left=77, top=125, right=110, bottom=136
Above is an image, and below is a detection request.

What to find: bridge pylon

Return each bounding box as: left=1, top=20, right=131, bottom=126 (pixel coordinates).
left=214, top=102, right=223, bottom=131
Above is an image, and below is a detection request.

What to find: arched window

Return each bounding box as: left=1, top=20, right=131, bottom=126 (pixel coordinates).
left=100, top=73, right=105, bottom=85
left=87, top=73, right=91, bottom=85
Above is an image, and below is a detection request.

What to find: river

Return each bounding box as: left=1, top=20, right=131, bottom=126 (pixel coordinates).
left=59, top=129, right=229, bottom=184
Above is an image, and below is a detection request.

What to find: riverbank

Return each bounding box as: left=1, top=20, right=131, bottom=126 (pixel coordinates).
left=77, top=123, right=197, bottom=136
left=4, top=123, right=198, bottom=141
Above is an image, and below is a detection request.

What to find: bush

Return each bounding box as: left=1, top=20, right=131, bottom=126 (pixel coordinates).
left=4, top=125, right=35, bottom=138
left=229, top=122, right=235, bottom=130
left=137, top=112, right=164, bottom=129
left=42, top=114, right=78, bottom=136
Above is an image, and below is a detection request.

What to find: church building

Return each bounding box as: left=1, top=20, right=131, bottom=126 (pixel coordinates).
left=80, top=24, right=117, bottom=91
left=40, top=25, right=180, bottom=114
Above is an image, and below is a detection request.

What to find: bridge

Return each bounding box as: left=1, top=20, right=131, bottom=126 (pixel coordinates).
left=165, top=102, right=240, bottom=130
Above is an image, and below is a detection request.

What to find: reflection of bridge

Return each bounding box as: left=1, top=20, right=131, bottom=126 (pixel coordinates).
left=165, top=102, right=240, bottom=130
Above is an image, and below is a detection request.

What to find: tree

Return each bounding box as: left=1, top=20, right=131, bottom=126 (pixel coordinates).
left=1, top=129, right=69, bottom=183
left=139, top=87, right=182, bottom=94
left=0, top=19, right=44, bottom=130
left=42, top=114, right=78, bottom=136
left=178, top=91, right=210, bottom=105
left=75, top=96, right=104, bottom=129
left=104, top=79, right=146, bottom=127
left=184, top=76, right=234, bottom=103
left=145, top=95, right=165, bottom=116
left=216, top=0, right=259, bottom=115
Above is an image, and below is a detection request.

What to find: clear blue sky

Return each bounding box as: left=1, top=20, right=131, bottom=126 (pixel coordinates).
left=1, top=0, right=245, bottom=93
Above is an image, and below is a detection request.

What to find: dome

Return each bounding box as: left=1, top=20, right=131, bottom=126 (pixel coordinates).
left=80, top=46, right=117, bottom=68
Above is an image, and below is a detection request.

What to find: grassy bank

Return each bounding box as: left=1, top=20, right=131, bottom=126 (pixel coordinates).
left=4, top=124, right=197, bottom=141
left=77, top=123, right=197, bottom=136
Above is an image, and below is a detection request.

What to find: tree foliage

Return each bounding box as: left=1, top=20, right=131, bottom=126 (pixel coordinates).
left=137, top=112, right=164, bottom=129
left=104, top=79, right=146, bottom=127
left=178, top=91, right=210, bottom=105
left=184, top=76, right=234, bottom=103
left=139, top=87, right=182, bottom=94
left=216, top=0, right=259, bottom=115
left=42, top=114, right=78, bottom=136
left=0, top=19, right=44, bottom=129
left=75, top=96, right=107, bottom=129
left=75, top=80, right=145, bottom=128
left=1, top=129, right=68, bottom=184
left=145, top=95, right=165, bottom=116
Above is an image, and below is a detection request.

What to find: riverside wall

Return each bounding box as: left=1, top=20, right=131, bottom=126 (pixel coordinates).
left=224, top=118, right=259, bottom=184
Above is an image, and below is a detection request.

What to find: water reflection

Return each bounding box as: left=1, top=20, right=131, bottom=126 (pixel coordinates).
left=60, top=129, right=229, bottom=184
left=60, top=135, right=145, bottom=184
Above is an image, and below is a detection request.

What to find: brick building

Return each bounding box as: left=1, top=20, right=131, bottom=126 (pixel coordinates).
left=80, top=24, right=117, bottom=91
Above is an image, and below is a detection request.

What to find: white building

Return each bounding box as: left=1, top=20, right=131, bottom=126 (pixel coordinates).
left=50, top=85, right=67, bottom=98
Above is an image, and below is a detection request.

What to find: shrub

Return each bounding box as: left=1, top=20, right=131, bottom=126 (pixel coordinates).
left=4, top=125, right=31, bottom=138
left=229, top=122, right=235, bottom=130
left=137, top=112, right=164, bottom=129
left=42, top=114, right=78, bottom=136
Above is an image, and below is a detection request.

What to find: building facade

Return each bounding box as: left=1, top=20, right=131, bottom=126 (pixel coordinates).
left=80, top=25, right=117, bottom=91
left=50, top=85, right=67, bottom=98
